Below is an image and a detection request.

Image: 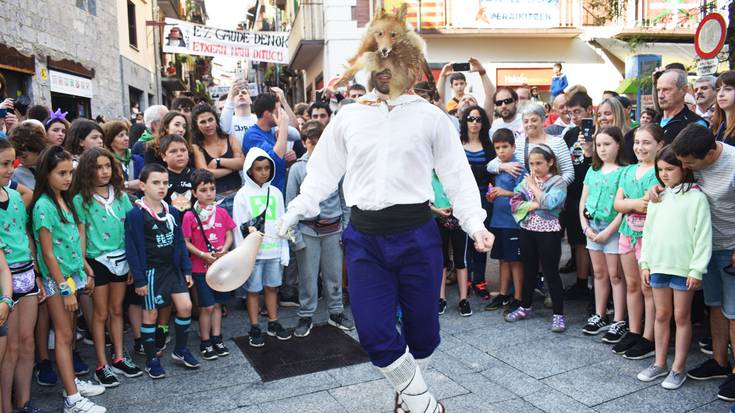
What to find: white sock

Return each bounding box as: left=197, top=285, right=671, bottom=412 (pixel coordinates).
left=65, top=392, right=82, bottom=405
left=380, top=351, right=440, bottom=413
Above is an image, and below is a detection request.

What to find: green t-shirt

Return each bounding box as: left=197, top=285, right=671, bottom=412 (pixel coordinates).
left=0, top=187, right=32, bottom=265
left=32, top=194, right=84, bottom=279
left=431, top=173, right=451, bottom=209
left=73, top=192, right=133, bottom=258
left=618, top=164, right=658, bottom=238
left=583, top=166, right=624, bottom=223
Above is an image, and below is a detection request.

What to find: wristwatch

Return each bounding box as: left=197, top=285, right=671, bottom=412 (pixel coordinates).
left=215, top=158, right=222, bottom=168
left=0, top=295, right=13, bottom=311
left=58, top=281, right=73, bottom=297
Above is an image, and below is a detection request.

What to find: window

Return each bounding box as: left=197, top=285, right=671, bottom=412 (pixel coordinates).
left=127, top=1, right=138, bottom=49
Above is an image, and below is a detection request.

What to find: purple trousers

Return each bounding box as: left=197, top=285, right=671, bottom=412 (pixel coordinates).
left=342, top=219, right=443, bottom=368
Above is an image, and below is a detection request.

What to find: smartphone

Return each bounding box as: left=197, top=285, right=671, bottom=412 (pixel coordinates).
left=0, top=109, right=5, bottom=119
left=452, top=62, right=470, bottom=72
left=581, top=118, right=594, bottom=142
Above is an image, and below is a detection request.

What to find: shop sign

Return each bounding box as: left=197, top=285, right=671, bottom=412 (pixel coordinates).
left=496, top=68, right=553, bottom=87
left=451, top=0, right=560, bottom=29
left=49, top=70, right=93, bottom=98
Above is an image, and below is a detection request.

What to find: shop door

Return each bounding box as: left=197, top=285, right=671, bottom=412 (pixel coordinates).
left=51, top=92, right=91, bottom=121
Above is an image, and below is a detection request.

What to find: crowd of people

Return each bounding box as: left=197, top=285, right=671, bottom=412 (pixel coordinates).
left=0, top=57, right=733, bottom=412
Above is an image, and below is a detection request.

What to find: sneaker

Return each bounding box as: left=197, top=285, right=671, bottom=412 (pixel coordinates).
left=687, top=359, right=731, bottom=381
left=133, top=339, right=145, bottom=356
left=700, top=336, right=713, bottom=355
left=504, top=306, right=531, bottom=322
left=564, top=282, right=590, bottom=300
left=110, top=356, right=143, bottom=378
left=438, top=299, right=447, bottom=315
left=543, top=292, right=552, bottom=309
left=502, top=299, right=521, bottom=316
left=328, top=313, right=355, bottom=331
left=623, top=337, right=655, bottom=360
left=278, top=292, right=300, bottom=308
left=63, top=396, right=106, bottom=413
left=484, top=294, right=507, bottom=311
left=64, top=377, right=105, bottom=397
left=172, top=348, right=200, bottom=369
left=73, top=351, right=90, bottom=376
left=602, top=320, right=629, bottom=344
left=249, top=325, right=265, bottom=347
left=81, top=330, right=94, bottom=346
left=458, top=299, right=472, bottom=317
left=212, top=337, right=230, bottom=357
left=534, top=275, right=546, bottom=297
left=294, top=317, right=313, bottom=338
left=551, top=315, right=566, bottom=333
left=637, top=364, right=668, bottom=382
left=559, top=257, right=576, bottom=273
left=16, top=400, right=48, bottom=413
left=662, top=370, right=687, bottom=390
left=267, top=320, right=293, bottom=340
left=93, top=366, right=119, bottom=388
left=718, top=374, right=735, bottom=401
left=582, top=314, right=610, bottom=335
left=471, top=281, right=490, bottom=300
left=612, top=332, right=640, bottom=355
left=144, top=357, right=166, bottom=379
left=35, top=359, right=58, bottom=386
left=200, top=343, right=218, bottom=360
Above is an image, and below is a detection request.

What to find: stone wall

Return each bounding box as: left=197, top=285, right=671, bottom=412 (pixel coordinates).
left=0, top=0, right=124, bottom=117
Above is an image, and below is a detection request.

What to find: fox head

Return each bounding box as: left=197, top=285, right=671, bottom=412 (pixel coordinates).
left=369, top=4, right=409, bottom=58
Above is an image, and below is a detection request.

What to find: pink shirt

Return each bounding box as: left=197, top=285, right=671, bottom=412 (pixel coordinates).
left=182, top=207, right=236, bottom=273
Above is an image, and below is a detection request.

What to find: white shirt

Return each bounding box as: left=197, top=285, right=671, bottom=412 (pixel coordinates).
left=286, top=94, right=487, bottom=237
left=490, top=114, right=523, bottom=140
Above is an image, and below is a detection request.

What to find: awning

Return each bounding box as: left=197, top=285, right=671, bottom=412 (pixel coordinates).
left=593, top=38, right=697, bottom=68
left=616, top=77, right=638, bottom=94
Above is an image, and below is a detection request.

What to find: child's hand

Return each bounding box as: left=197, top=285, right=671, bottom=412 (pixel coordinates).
left=647, top=185, right=664, bottom=203
left=527, top=201, right=540, bottom=211
left=63, top=294, right=78, bottom=313
left=36, top=278, right=47, bottom=303
left=248, top=226, right=258, bottom=234
left=201, top=252, right=217, bottom=265
left=641, top=269, right=651, bottom=288
left=84, top=276, right=95, bottom=294
left=526, top=174, right=539, bottom=192
left=135, top=285, right=148, bottom=297
left=126, top=273, right=134, bottom=286
left=0, top=302, right=9, bottom=327
left=634, top=198, right=649, bottom=213
left=592, top=229, right=610, bottom=243
left=687, top=277, right=701, bottom=290
left=185, top=275, right=193, bottom=288
left=584, top=226, right=598, bottom=240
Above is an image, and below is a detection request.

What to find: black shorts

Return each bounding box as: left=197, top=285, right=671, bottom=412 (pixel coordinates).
left=88, top=259, right=128, bottom=287
left=125, top=283, right=143, bottom=307
left=562, top=196, right=585, bottom=246
left=13, top=283, right=39, bottom=302
left=142, top=267, right=188, bottom=311
left=490, top=228, right=521, bottom=262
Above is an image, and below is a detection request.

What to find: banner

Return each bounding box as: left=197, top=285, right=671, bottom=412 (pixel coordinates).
left=162, top=18, right=289, bottom=64
left=451, top=0, right=560, bottom=29
left=49, top=70, right=93, bottom=98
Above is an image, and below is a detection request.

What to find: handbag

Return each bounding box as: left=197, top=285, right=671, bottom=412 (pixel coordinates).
left=10, top=261, right=35, bottom=294
left=94, top=250, right=130, bottom=276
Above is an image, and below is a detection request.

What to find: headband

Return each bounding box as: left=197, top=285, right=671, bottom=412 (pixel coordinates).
left=533, top=143, right=554, bottom=156
left=45, top=108, right=68, bottom=125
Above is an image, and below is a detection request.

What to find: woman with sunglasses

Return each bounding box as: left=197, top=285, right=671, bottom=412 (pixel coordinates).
left=460, top=106, right=496, bottom=301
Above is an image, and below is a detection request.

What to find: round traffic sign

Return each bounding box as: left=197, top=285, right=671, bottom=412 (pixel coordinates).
left=695, top=13, right=727, bottom=60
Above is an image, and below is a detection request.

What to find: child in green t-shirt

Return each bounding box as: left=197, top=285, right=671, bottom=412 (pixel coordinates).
left=31, top=146, right=107, bottom=413
left=72, top=147, right=141, bottom=387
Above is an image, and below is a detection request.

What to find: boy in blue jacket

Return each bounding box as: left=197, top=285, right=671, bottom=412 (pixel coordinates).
left=550, top=63, right=568, bottom=98
left=125, top=163, right=199, bottom=379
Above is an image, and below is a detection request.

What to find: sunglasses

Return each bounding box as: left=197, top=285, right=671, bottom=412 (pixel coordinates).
left=467, top=116, right=482, bottom=123
left=494, top=97, right=515, bottom=106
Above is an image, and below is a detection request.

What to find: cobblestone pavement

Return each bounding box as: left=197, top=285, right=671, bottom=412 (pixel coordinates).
left=30, top=258, right=732, bottom=412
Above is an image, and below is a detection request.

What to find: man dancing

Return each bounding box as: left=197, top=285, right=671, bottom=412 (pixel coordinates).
left=278, top=65, right=492, bottom=412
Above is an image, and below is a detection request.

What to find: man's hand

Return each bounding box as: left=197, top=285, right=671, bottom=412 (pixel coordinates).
left=440, top=63, right=454, bottom=77
left=468, top=57, right=485, bottom=74
left=284, top=150, right=297, bottom=163
left=499, top=162, right=523, bottom=177
left=227, top=81, right=246, bottom=103
left=434, top=207, right=452, bottom=218
left=275, top=105, right=288, bottom=130
left=473, top=229, right=495, bottom=252
left=271, top=87, right=286, bottom=103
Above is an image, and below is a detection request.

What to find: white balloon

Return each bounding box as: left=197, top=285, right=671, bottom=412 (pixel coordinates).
left=206, top=231, right=263, bottom=292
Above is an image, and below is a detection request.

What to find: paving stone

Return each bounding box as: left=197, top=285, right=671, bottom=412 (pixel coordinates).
left=451, top=372, right=517, bottom=403
left=480, top=362, right=551, bottom=397
left=688, top=400, right=734, bottom=412
left=230, top=371, right=339, bottom=406
left=442, top=395, right=544, bottom=413
left=593, top=378, right=721, bottom=413
left=259, top=391, right=346, bottom=413
left=327, top=362, right=382, bottom=386
left=523, top=387, right=596, bottom=412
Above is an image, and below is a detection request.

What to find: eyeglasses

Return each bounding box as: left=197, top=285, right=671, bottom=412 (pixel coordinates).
left=494, top=97, right=515, bottom=106
left=466, top=116, right=482, bottom=123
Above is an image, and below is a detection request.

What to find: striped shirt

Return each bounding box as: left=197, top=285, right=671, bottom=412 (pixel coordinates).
left=486, top=134, right=575, bottom=186
left=694, top=143, right=735, bottom=250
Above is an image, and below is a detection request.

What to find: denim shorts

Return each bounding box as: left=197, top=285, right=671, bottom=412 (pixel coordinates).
left=586, top=220, right=620, bottom=254
left=237, top=258, right=282, bottom=295
left=192, top=273, right=231, bottom=307
left=703, top=250, right=735, bottom=319
left=650, top=273, right=689, bottom=291
left=42, top=272, right=86, bottom=298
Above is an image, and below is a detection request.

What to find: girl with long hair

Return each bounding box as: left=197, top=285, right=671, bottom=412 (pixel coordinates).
left=710, top=70, right=735, bottom=146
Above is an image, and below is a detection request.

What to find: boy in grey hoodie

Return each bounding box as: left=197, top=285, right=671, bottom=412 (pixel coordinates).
left=286, top=121, right=353, bottom=337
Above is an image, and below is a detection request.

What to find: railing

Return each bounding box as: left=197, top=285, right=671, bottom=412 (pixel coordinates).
left=287, top=0, right=324, bottom=54
left=582, top=0, right=702, bottom=29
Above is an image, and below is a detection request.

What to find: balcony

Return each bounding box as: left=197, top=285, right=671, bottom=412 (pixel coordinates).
left=157, top=0, right=184, bottom=19
left=582, top=0, right=700, bottom=41
left=287, top=1, right=324, bottom=71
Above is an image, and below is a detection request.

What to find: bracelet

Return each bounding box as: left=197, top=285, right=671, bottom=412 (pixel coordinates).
left=0, top=296, right=13, bottom=311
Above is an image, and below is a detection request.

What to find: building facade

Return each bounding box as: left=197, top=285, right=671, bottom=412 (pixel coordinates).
left=0, top=0, right=123, bottom=119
